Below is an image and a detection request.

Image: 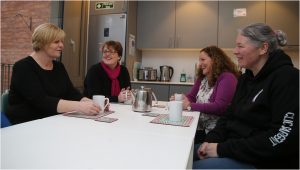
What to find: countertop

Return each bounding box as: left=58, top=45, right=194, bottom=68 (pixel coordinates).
left=131, top=80, right=194, bottom=86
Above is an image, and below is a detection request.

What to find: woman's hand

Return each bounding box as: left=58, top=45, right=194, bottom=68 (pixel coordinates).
left=118, top=88, right=127, bottom=103
left=182, top=95, right=191, bottom=110
left=77, top=100, right=101, bottom=115
left=169, top=95, right=175, bottom=101
left=197, top=142, right=218, bottom=160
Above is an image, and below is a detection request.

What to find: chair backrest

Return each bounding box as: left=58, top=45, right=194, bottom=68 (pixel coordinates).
left=1, top=112, right=11, bottom=128
left=1, top=90, right=11, bottom=128
left=1, top=89, right=9, bottom=113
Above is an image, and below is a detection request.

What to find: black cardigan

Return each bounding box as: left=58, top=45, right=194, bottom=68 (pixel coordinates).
left=83, top=63, right=131, bottom=102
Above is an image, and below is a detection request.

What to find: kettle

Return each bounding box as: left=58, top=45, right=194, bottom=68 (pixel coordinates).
left=132, top=86, right=158, bottom=112
left=160, top=65, right=174, bottom=81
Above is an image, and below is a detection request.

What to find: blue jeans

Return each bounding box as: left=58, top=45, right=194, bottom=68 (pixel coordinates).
left=193, top=144, right=255, bottom=169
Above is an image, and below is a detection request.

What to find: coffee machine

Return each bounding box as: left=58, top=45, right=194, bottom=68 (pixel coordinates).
left=160, top=65, right=174, bottom=81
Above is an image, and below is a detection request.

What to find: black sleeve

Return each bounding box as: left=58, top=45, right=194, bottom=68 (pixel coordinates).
left=204, top=105, right=233, bottom=142
left=83, top=65, right=132, bottom=103
left=10, top=61, right=59, bottom=113
left=120, top=66, right=131, bottom=89
left=84, top=64, right=116, bottom=101
left=60, top=63, right=82, bottom=100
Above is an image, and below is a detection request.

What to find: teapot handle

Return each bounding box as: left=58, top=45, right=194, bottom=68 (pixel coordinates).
left=151, top=91, right=158, bottom=105
left=169, top=66, right=174, bottom=79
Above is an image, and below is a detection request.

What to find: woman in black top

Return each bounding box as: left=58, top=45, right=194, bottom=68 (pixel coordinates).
left=7, top=23, right=100, bottom=125
left=84, top=41, right=131, bottom=103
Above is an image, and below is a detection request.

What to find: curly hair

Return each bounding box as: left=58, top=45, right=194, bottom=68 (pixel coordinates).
left=197, top=45, right=240, bottom=87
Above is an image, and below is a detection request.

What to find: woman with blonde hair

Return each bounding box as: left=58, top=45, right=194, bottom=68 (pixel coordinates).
left=7, top=23, right=100, bottom=125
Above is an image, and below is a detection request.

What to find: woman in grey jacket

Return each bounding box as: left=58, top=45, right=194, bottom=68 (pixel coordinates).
left=193, top=23, right=299, bottom=169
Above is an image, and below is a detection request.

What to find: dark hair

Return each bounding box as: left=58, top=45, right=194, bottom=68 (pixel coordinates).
left=239, top=23, right=287, bottom=53
left=197, top=45, right=240, bottom=87
left=102, top=40, right=123, bottom=58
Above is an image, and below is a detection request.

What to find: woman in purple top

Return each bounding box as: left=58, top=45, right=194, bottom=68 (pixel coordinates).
left=171, top=45, right=240, bottom=143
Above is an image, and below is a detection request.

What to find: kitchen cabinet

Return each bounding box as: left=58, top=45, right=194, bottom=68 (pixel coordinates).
left=131, top=82, right=193, bottom=101
left=137, top=1, right=175, bottom=49
left=169, top=85, right=192, bottom=96
left=132, top=83, right=169, bottom=101
left=266, top=1, right=299, bottom=46
left=218, top=1, right=265, bottom=48
left=137, top=1, right=218, bottom=49
left=175, top=1, right=218, bottom=48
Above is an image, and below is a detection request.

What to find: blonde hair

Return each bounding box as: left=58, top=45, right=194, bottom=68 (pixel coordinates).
left=32, top=23, right=65, bottom=51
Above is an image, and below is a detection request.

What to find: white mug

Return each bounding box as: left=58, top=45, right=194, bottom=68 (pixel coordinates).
left=174, top=93, right=183, bottom=101
left=168, top=101, right=183, bottom=122
left=93, top=95, right=109, bottom=113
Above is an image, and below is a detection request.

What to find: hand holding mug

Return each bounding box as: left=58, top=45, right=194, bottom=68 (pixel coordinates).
left=77, top=100, right=100, bottom=115
left=93, top=95, right=110, bottom=113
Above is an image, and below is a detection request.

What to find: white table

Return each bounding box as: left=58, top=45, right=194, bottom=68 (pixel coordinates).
left=1, top=102, right=200, bottom=169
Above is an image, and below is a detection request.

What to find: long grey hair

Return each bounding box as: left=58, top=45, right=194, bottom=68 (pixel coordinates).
left=239, top=23, right=287, bottom=53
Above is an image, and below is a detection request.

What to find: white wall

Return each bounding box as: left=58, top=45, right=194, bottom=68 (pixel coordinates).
left=141, top=50, right=199, bottom=82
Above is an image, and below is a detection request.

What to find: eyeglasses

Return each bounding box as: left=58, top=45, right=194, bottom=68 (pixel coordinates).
left=103, top=49, right=117, bottom=54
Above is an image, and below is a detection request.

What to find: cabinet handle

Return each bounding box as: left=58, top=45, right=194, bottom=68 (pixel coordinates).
left=176, top=35, right=180, bottom=48
left=122, top=0, right=126, bottom=11
left=169, top=37, right=173, bottom=48
left=70, top=39, right=76, bottom=53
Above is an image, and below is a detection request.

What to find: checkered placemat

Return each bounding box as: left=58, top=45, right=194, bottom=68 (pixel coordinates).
left=63, top=111, right=114, bottom=120
left=150, top=114, right=194, bottom=127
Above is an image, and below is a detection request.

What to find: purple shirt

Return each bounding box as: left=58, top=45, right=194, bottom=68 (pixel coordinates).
left=186, top=72, right=237, bottom=116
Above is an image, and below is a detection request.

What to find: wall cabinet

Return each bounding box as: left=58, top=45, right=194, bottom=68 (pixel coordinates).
left=266, top=1, right=299, bottom=46
left=137, top=1, right=298, bottom=49
left=218, top=1, right=265, bottom=48
left=131, top=82, right=193, bottom=101
left=137, top=1, right=218, bottom=49
left=137, top=1, right=175, bottom=49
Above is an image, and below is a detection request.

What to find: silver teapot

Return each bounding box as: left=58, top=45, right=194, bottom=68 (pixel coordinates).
left=132, top=86, right=157, bottom=112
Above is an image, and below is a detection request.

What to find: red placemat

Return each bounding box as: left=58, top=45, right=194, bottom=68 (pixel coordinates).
left=63, top=111, right=114, bottom=120
left=150, top=114, right=194, bottom=127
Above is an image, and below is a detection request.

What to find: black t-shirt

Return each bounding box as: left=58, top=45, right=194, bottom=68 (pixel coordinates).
left=7, top=56, right=82, bottom=124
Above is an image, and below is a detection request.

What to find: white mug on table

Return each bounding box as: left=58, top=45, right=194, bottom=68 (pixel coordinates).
left=168, top=101, right=183, bottom=122
left=93, top=95, right=109, bottom=113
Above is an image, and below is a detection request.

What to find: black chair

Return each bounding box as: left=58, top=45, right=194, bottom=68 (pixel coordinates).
left=1, top=90, right=11, bottom=128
